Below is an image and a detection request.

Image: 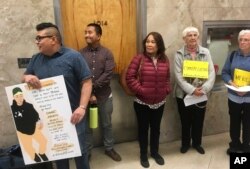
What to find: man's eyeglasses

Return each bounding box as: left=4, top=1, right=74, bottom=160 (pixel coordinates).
left=35, top=35, right=53, bottom=42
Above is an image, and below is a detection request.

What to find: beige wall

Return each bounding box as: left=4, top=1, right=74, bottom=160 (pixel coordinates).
left=1, top=0, right=250, bottom=148
left=0, top=0, right=54, bottom=147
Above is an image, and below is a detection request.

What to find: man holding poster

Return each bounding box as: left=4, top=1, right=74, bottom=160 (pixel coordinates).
left=222, top=30, right=250, bottom=154
left=174, top=26, right=215, bottom=155
left=22, top=23, right=92, bottom=169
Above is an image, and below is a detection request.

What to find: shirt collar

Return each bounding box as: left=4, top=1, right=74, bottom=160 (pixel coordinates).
left=87, top=44, right=101, bottom=52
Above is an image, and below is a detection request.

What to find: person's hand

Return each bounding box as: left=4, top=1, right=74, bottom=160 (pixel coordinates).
left=229, top=81, right=247, bottom=96
left=89, top=95, right=97, bottom=104
left=229, top=81, right=238, bottom=88
left=24, top=75, right=41, bottom=89
left=192, top=87, right=204, bottom=97
left=236, top=91, right=247, bottom=96
left=71, top=107, right=86, bottom=124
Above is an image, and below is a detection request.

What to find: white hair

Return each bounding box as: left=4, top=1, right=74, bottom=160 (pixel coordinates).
left=182, top=26, right=199, bottom=38
left=238, top=29, right=250, bottom=40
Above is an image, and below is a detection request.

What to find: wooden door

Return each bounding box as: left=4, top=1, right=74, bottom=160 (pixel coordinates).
left=60, top=0, right=137, bottom=74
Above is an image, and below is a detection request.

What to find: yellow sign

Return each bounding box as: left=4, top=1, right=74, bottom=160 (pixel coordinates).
left=183, top=60, right=209, bottom=79
left=234, top=68, right=250, bottom=87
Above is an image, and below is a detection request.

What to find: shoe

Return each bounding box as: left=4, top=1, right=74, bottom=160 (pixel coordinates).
left=88, top=153, right=92, bottom=161
left=193, top=146, right=205, bottom=154
left=140, top=154, right=149, bottom=168
left=242, top=144, right=250, bottom=153
left=105, top=149, right=122, bottom=161
left=151, top=153, right=165, bottom=165
left=227, top=148, right=232, bottom=155
left=180, top=146, right=190, bottom=153
left=34, top=153, right=41, bottom=162
left=227, top=148, right=242, bottom=155
left=38, top=153, right=48, bottom=161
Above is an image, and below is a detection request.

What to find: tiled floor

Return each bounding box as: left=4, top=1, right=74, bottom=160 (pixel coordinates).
left=70, top=132, right=230, bottom=169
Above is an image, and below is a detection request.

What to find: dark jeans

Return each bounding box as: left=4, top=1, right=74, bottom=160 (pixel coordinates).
left=134, top=102, right=164, bottom=155
left=56, top=117, right=90, bottom=169
left=176, top=98, right=206, bottom=147
left=228, top=99, right=250, bottom=151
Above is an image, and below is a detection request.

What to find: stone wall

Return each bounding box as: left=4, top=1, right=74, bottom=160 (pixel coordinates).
left=0, top=0, right=54, bottom=147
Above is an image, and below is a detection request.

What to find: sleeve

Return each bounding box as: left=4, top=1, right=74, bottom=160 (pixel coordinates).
left=24, top=54, right=36, bottom=75
left=201, top=50, right=216, bottom=93
left=221, top=53, right=233, bottom=84
left=165, top=57, right=171, bottom=94
left=126, top=55, right=143, bottom=95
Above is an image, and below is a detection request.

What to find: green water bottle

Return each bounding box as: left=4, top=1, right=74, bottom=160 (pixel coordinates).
left=89, top=103, right=98, bottom=128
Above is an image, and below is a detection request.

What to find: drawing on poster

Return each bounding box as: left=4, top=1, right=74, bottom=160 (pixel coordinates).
left=5, top=75, right=81, bottom=165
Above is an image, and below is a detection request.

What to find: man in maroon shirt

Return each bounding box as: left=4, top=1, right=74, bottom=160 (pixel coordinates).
left=79, top=23, right=121, bottom=162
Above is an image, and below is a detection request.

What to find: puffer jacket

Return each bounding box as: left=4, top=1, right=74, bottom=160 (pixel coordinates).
left=126, top=53, right=171, bottom=104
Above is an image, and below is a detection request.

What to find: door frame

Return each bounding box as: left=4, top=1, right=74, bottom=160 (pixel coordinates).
left=53, top=0, right=146, bottom=53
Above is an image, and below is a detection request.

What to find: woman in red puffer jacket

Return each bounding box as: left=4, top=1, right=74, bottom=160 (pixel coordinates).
left=126, top=32, right=171, bottom=168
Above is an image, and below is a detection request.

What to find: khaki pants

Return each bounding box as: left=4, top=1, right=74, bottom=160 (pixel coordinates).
left=17, top=124, right=47, bottom=160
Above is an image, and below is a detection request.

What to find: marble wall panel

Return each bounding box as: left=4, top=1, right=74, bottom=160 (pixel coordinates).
left=203, top=8, right=250, bottom=21
left=204, top=0, right=232, bottom=8
left=0, top=0, right=54, bottom=147
left=232, top=0, right=250, bottom=7
left=147, top=0, right=206, bottom=8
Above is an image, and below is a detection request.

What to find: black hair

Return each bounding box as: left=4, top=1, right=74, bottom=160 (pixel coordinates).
left=143, top=32, right=167, bottom=59
left=87, top=23, right=102, bottom=36
left=36, top=22, right=62, bottom=44
left=36, top=22, right=59, bottom=31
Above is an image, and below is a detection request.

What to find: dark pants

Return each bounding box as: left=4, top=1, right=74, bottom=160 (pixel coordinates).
left=176, top=98, right=206, bottom=147
left=56, top=117, right=90, bottom=169
left=228, top=99, right=250, bottom=151
left=134, top=102, right=164, bottom=155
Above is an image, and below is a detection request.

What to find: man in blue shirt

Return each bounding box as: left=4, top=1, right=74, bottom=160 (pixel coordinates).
left=22, top=22, right=92, bottom=169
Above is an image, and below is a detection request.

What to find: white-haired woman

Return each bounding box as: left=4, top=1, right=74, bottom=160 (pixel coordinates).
left=174, top=26, right=215, bottom=154
left=222, top=29, right=250, bottom=154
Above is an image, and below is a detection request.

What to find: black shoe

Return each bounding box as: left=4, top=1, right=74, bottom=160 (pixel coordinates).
left=193, top=146, right=205, bottom=154
left=227, top=148, right=242, bottom=155
left=151, top=153, right=165, bottom=165
left=38, top=153, right=48, bottom=161
left=105, top=149, right=122, bottom=161
left=242, top=144, right=250, bottom=153
left=88, top=153, right=92, bottom=161
left=140, top=154, right=149, bottom=168
left=34, top=153, right=41, bottom=162
left=180, top=146, right=190, bottom=153
left=226, top=148, right=232, bottom=155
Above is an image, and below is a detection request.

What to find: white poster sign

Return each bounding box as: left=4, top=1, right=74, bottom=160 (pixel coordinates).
left=5, top=75, right=81, bottom=165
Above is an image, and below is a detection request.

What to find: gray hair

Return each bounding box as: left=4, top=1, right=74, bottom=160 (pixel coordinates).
left=238, top=29, right=250, bottom=40
left=182, top=26, right=199, bottom=38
